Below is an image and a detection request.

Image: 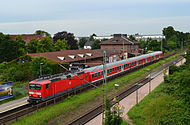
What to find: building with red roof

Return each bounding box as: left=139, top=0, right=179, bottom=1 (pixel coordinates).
left=9, top=34, right=44, bottom=44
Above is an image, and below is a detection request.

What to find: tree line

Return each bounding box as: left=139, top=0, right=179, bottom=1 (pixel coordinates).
left=139, top=26, right=189, bottom=53
left=0, top=31, right=78, bottom=63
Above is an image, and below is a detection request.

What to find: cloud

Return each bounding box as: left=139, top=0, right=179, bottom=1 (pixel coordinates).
left=0, top=16, right=190, bottom=36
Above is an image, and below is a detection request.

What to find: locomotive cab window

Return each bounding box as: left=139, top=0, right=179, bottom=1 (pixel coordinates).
left=29, top=84, right=41, bottom=90
left=46, top=84, right=49, bottom=89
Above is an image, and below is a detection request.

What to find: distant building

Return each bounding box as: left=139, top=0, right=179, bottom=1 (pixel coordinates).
left=84, top=41, right=94, bottom=49
left=93, top=35, right=113, bottom=41
left=101, top=34, right=140, bottom=58
left=9, top=34, right=44, bottom=44
left=95, top=49, right=122, bottom=63
left=134, top=34, right=165, bottom=41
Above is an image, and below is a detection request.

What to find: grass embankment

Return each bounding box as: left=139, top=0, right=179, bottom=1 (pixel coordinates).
left=128, top=83, right=167, bottom=125
left=12, top=52, right=183, bottom=125
left=128, top=55, right=189, bottom=125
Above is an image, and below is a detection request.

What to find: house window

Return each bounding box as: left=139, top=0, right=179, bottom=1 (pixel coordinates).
left=120, top=46, right=123, bottom=50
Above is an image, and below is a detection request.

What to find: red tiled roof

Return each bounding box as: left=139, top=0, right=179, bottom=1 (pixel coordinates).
left=101, top=36, right=139, bottom=45
left=9, top=34, right=44, bottom=44
left=27, top=49, right=103, bottom=63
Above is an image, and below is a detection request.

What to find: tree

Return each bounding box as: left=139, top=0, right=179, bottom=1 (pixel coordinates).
left=27, top=39, right=39, bottom=53
left=105, top=98, right=123, bottom=125
left=37, top=37, right=55, bottom=53
left=139, top=40, right=147, bottom=52
left=129, top=35, right=136, bottom=41
left=0, top=33, right=19, bottom=62
left=35, top=30, right=51, bottom=37
left=89, top=35, right=95, bottom=41
left=15, top=36, right=26, bottom=57
left=91, top=40, right=101, bottom=50
left=30, top=56, right=53, bottom=77
left=186, top=34, right=190, bottom=64
left=163, top=26, right=176, bottom=40
left=54, top=39, right=70, bottom=51
left=53, top=31, right=78, bottom=50
left=79, top=37, right=87, bottom=48
left=147, top=40, right=161, bottom=51
left=167, top=40, right=176, bottom=50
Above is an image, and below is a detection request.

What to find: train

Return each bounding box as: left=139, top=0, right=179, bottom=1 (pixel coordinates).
left=28, top=51, right=163, bottom=103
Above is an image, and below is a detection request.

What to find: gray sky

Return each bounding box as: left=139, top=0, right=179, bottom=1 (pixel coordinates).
left=0, top=0, right=190, bottom=36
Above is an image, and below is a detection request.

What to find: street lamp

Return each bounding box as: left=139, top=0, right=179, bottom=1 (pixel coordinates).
left=40, top=63, right=43, bottom=77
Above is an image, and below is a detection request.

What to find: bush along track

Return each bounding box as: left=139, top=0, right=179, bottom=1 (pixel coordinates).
left=12, top=51, right=184, bottom=125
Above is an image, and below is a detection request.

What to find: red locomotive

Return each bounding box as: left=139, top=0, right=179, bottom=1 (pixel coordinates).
left=28, top=51, right=163, bottom=103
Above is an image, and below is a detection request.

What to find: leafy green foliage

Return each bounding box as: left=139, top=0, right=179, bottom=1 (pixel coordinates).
left=27, top=39, right=39, bottom=53
left=78, top=37, right=87, bottom=48
left=105, top=98, right=123, bottom=125
left=0, top=33, right=24, bottom=63
left=37, top=37, right=55, bottom=53
left=91, top=40, right=101, bottom=50
left=53, top=31, right=78, bottom=50
left=54, top=39, right=70, bottom=51
left=0, top=55, right=60, bottom=82
left=35, top=30, right=51, bottom=37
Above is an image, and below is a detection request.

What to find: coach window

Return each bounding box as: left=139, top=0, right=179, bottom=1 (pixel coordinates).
left=113, top=68, right=114, bottom=72
left=98, top=72, right=100, bottom=76
left=101, top=71, right=103, bottom=75
left=95, top=73, right=97, bottom=77
left=115, top=67, right=117, bottom=71
left=46, top=84, right=49, bottom=89
left=92, top=74, right=94, bottom=78
left=86, top=73, right=88, bottom=77
left=107, top=69, right=110, bottom=73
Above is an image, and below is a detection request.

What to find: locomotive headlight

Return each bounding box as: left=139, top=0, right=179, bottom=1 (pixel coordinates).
left=36, top=92, right=41, bottom=95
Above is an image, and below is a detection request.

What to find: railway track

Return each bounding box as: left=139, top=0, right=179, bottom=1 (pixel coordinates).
left=0, top=49, right=185, bottom=125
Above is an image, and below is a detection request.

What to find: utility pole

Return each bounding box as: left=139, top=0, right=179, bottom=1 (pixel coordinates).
left=102, top=51, right=107, bottom=125
left=161, top=40, right=163, bottom=52
left=40, top=63, right=43, bottom=77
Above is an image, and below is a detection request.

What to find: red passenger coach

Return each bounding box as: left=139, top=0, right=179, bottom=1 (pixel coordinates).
left=28, top=51, right=163, bottom=103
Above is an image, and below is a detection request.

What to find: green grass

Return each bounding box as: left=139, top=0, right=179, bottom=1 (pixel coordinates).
left=121, top=120, right=130, bottom=125
left=127, top=83, right=171, bottom=125
left=12, top=51, right=183, bottom=125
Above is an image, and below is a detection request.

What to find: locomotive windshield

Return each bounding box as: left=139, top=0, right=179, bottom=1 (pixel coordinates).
left=29, top=84, right=41, bottom=90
